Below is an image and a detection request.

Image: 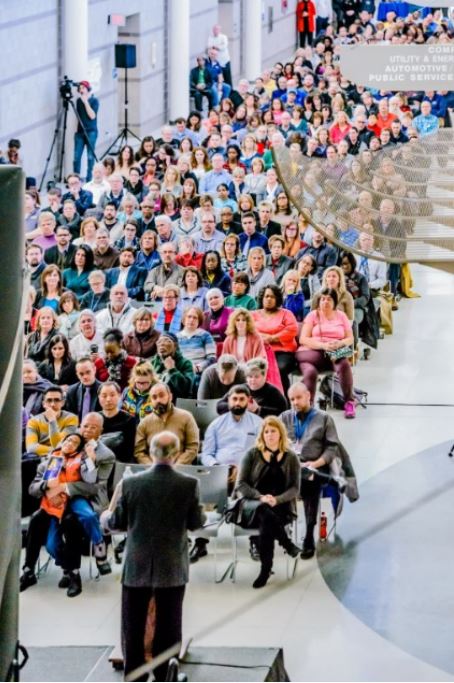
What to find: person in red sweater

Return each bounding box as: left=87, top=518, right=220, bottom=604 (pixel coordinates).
left=95, top=328, right=137, bottom=389
left=296, top=0, right=316, bottom=48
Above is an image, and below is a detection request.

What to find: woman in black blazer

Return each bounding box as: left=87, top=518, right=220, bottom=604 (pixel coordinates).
left=235, top=415, right=301, bottom=588
left=38, top=334, right=77, bottom=389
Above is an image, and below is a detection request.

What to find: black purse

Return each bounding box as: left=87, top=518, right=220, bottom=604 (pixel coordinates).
left=224, top=498, right=262, bottom=528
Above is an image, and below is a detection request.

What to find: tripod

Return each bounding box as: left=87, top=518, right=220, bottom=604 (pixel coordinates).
left=101, top=66, right=140, bottom=158
left=39, top=95, right=98, bottom=192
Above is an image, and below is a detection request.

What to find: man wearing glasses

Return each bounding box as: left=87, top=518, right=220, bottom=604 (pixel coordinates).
left=25, top=387, right=78, bottom=458
left=62, top=173, right=94, bottom=217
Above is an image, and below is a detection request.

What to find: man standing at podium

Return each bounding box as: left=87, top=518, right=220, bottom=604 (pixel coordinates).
left=101, top=431, right=205, bottom=681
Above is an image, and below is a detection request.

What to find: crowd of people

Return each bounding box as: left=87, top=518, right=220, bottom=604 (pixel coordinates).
left=15, top=5, right=452, bottom=677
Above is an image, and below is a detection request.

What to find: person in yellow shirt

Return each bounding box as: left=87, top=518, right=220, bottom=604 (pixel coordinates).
left=25, top=386, right=78, bottom=457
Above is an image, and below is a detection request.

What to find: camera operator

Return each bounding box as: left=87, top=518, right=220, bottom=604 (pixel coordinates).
left=73, top=80, right=99, bottom=182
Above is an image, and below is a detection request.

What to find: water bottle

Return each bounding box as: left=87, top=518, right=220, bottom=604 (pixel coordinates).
left=123, top=466, right=133, bottom=480
left=319, top=512, right=328, bottom=542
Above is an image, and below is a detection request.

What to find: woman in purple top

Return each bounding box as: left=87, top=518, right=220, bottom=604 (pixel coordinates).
left=202, top=288, right=232, bottom=357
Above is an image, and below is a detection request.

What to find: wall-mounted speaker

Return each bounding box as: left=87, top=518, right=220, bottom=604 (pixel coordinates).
left=115, top=44, right=137, bottom=69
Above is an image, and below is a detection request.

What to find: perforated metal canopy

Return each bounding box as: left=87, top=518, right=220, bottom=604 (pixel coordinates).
left=273, top=129, right=454, bottom=271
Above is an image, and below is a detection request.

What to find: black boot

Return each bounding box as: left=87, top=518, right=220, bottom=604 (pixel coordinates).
left=300, top=536, right=315, bottom=560
left=282, top=537, right=302, bottom=558
left=252, top=565, right=272, bottom=589
left=66, top=571, right=82, bottom=598
left=20, top=568, right=37, bottom=592
left=189, top=538, right=208, bottom=564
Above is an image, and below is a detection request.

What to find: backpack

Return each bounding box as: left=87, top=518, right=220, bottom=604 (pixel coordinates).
left=319, top=375, right=368, bottom=410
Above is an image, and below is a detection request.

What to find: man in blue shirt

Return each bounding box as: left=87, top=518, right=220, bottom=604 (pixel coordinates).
left=413, top=101, right=439, bottom=138
left=199, top=154, right=232, bottom=196
left=190, top=384, right=262, bottom=563
left=73, top=81, right=99, bottom=182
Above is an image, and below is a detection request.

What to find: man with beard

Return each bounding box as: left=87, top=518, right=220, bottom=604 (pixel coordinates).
left=190, top=384, right=263, bottom=563
left=134, top=382, right=199, bottom=465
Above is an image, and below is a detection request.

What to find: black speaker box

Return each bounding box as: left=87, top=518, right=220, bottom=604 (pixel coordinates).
left=115, top=43, right=137, bottom=69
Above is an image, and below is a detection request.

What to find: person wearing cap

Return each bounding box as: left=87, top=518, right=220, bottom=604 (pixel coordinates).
left=73, top=80, right=99, bottom=182
left=151, top=333, right=195, bottom=402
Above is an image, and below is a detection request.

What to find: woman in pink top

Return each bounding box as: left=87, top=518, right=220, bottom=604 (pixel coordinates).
left=252, top=284, right=298, bottom=395
left=296, top=287, right=356, bottom=418
left=329, top=111, right=352, bottom=145
left=222, top=308, right=266, bottom=363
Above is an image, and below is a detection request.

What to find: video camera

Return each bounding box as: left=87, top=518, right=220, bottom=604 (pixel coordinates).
left=59, top=76, right=80, bottom=102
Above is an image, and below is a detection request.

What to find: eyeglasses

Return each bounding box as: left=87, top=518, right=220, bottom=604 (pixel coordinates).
left=45, top=398, right=63, bottom=403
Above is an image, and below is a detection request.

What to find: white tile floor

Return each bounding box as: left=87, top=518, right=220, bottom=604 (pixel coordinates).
left=19, top=264, right=454, bottom=681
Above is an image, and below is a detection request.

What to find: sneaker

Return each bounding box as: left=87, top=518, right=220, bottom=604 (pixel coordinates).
left=20, top=569, right=37, bottom=592
left=58, top=572, right=71, bottom=589
left=66, top=572, right=82, bottom=598
left=344, top=400, right=356, bottom=419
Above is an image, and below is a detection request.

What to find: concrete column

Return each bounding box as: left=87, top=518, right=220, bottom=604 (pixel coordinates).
left=169, top=0, right=190, bottom=121
left=244, top=0, right=262, bottom=82
left=62, top=0, right=89, bottom=81
left=62, top=0, right=89, bottom=177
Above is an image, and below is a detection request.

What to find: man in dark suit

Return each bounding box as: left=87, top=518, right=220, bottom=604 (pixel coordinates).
left=44, top=225, right=77, bottom=270
left=102, top=431, right=205, bottom=682
left=257, top=201, right=282, bottom=238
left=65, top=358, right=102, bottom=421
left=106, top=247, right=147, bottom=300
left=238, top=212, right=269, bottom=256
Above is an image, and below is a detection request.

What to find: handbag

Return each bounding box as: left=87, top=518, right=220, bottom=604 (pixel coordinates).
left=325, top=345, right=353, bottom=362
left=317, top=312, right=353, bottom=362
left=224, top=498, right=262, bottom=528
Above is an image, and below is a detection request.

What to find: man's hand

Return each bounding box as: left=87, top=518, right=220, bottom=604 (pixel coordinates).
left=44, top=407, right=58, bottom=422
left=163, top=356, right=176, bottom=370
left=85, top=441, right=97, bottom=462
left=248, top=398, right=260, bottom=414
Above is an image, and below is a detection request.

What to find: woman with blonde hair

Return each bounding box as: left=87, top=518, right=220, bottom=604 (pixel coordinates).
left=222, top=308, right=266, bottom=363
left=246, top=247, right=275, bottom=299
left=234, top=415, right=301, bottom=588
left=162, top=166, right=183, bottom=197
left=312, top=265, right=354, bottom=321
left=281, top=269, right=305, bottom=322
left=26, top=306, right=60, bottom=363
left=121, top=361, right=158, bottom=422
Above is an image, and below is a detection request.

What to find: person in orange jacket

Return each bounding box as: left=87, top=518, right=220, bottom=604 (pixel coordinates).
left=20, top=432, right=110, bottom=597
left=296, top=0, right=317, bottom=47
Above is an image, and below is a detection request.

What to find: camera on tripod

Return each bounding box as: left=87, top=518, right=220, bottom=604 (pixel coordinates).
left=59, top=76, right=80, bottom=102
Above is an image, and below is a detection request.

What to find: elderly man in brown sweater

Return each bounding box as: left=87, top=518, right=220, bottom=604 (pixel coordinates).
left=134, top=383, right=199, bottom=465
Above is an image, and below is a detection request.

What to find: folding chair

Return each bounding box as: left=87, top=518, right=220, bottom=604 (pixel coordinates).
left=176, top=398, right=219, bottom=439
left=176, top=464, right=229, bottom=582
left=220, top=514, right=299, bottom=583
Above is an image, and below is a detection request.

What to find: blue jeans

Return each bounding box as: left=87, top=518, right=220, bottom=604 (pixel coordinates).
left=46, top=498, right=103, bottom=561
left=73, top=130, right=98, bottom=181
